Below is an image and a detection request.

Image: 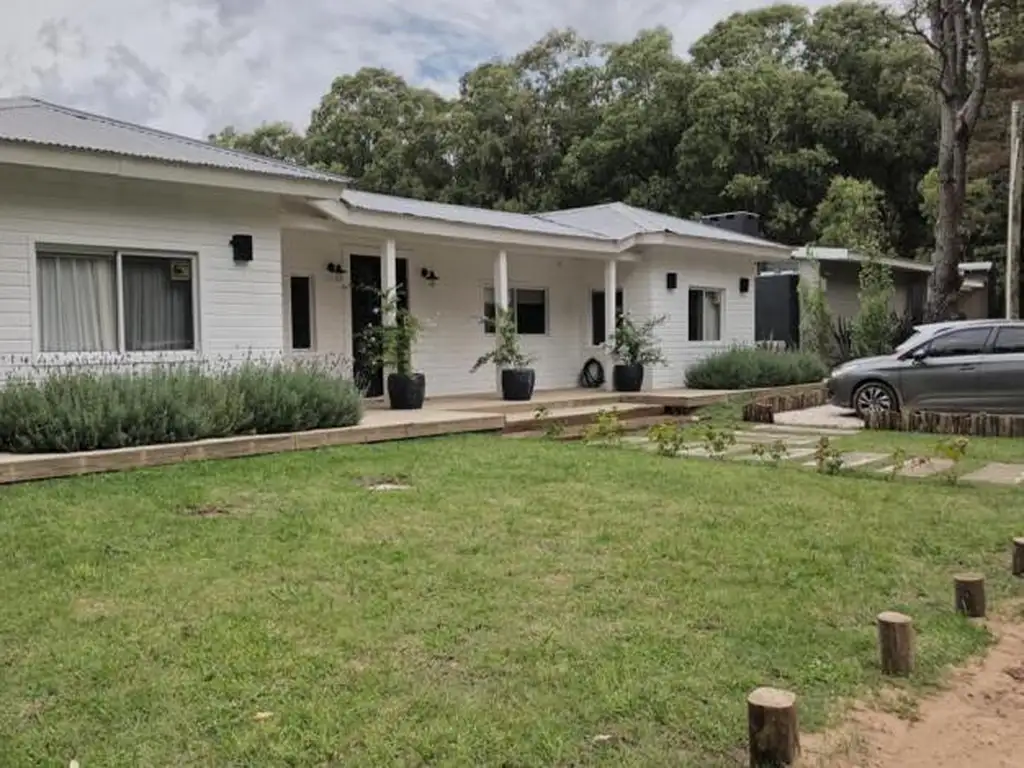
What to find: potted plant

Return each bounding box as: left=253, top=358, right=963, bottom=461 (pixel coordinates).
left=607, top=313, right=667, bottom=392
left=471, top=306, right=536, bottom=401
left=363, top=288, right=425, bottom=409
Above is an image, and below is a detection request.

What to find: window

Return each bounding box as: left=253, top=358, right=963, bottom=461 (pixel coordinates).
left=37, top=248, right=196, bottom=354
left=992, top=327, right=1024, bottom=354
left=591, top=290, right=623, bottom=346
left=484, top=287, right=548, bottom=335
left=688, top=288, right=723, bottom=342
left=925, top=327, right=991, bottom=358
left=289, top=276, right=313, bottom=350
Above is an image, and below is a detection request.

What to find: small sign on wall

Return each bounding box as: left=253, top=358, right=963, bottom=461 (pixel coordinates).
left=170, top=261, right=192, bottom=281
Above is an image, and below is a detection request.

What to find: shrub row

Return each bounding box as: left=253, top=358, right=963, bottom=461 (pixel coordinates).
left=685, top=346, right=828, bottom=390
left=0, top=358, right=363, bottom=454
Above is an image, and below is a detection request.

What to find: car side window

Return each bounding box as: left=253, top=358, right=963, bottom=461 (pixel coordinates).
left=992, top=327, right=1024, bottom=354
left=925, top=327, right=991, bottom=358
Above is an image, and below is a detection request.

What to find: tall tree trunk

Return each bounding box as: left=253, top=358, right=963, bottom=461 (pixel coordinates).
left=921, top=0, right=991, bottom=321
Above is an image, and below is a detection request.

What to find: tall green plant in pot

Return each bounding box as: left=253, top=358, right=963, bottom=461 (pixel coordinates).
left=362, top=288, right=425, bottom=409
left=471, top=306, right=536, bottom=401
left=607, top=313, right=667, bottom=392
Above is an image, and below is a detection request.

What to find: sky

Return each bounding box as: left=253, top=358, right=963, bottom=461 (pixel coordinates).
left=1, top=0, right=839, bottom=139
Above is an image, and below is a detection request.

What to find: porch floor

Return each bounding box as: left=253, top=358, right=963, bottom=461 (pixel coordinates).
left=367, top=387, right=743, bottom=414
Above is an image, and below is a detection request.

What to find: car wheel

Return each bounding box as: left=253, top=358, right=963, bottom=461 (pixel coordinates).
left=853, top=381, right=898, bottom=419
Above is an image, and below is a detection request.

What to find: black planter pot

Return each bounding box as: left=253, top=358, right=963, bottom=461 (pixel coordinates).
left=612, top=363, right=644, bottom=392
left=501, top=368, right=536, bottom=401
left=387, top=373, right=426, bottom=410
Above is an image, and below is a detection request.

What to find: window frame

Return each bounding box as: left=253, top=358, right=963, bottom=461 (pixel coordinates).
left=990, top=325, right=1024, bottom=355
left=483, top=285, right=549, bottom=336
left=33, top=243, right=200, bottom=360
left=287, top=274, right=316, bottom=352
left=687, top=286, right=725, bottom=343
left=920, top=326, right=993, bottom=358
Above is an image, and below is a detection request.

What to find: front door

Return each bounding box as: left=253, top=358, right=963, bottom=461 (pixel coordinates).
left=349, top=254, right=409, bottom=397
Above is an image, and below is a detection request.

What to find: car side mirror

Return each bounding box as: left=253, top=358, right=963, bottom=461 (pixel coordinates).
left=909, top=348, right=928, bottom=363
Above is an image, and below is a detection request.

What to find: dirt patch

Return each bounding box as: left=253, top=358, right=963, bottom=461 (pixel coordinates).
left=183, top=504, right=231, bottom=517
left=802, top=619, right=1024, bottom=767
left=356, top=474, right=412, bottom=491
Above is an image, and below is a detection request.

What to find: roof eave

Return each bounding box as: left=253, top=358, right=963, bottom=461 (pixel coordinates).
left=0, top=140, right=348, bottom=198
left=633, top=231, right=793, bottom=259
left=311, top=198, right=633, bottom=256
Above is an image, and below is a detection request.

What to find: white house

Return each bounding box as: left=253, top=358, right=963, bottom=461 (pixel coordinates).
left=0, top=97, right=792, bottom=398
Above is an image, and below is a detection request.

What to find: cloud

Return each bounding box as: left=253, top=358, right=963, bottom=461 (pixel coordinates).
left=0, top=0, right=841, bottom=138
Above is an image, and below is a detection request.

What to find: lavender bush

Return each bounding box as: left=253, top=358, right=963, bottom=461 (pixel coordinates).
left=0, top=353, right=362, bottom=453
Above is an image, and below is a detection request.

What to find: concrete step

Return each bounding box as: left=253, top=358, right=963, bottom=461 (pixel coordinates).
left=504, top=411, right=696, bottom=440
left=455, top=394, right=624, bottom=415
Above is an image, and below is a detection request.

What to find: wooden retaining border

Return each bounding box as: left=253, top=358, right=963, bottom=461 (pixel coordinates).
left=0, top=411, right=505, bottom=485
left=865, top=410, right=1024, bottom=437
left=742, top=385, right=828, bottom=424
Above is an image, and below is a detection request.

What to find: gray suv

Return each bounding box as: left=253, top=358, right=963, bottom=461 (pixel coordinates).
left=827, top=319, right=1024, bottom=418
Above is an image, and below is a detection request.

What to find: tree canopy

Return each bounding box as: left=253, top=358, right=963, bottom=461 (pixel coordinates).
left=212, top=1, right=1020, bottom=264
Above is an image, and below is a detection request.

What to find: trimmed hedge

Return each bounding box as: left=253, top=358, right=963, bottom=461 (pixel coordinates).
left=685, top=346, right=828, bottom=390
left=0, top=358, right=363, bottom=454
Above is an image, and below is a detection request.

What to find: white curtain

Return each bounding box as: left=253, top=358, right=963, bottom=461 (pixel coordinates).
left=123, top=257, right=193, bottom=351
left=704, top=293, right=722, bottom=341
left=38, top=255, right=117, bottom=352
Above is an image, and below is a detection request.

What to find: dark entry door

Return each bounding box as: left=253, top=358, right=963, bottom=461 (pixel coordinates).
left=350, top=254, right=409, bottom=397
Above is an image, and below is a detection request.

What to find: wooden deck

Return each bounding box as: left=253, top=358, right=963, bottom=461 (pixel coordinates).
left=0, top=382, right=823, bottom=485
left=0, top=407, right=504, bottom=485
left=418, top=382, right=822, bottom=413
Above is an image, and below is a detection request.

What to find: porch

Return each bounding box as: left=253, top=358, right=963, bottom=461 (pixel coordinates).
left=280, top=227, right=632, bottom=398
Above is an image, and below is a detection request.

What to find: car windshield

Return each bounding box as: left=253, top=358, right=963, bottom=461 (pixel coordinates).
left=894, top=330, right=928, bottom=355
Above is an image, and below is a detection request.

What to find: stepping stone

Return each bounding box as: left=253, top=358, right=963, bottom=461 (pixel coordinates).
left=876, top=457, right=954, bottom=478
left=735, top=433, right=817, bottom=447
left=801, top=452, right=888, bottom=469
left=750, top=424, right=859, bottom=436
left=737, top=447, right=815, bottom=463
left=679, top=442, right=750, bottom=459
left=961, top=463, right=1024, bottom=485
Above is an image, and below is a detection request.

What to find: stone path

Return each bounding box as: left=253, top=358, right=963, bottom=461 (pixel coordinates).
left=623, top=426, right=1024, bottom=486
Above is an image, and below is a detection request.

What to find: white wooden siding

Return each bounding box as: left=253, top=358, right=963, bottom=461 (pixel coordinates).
left=637, top=248, right=758, bottom=389
left=282, top=237, right=617, bottom=395
left=280, top=237, right=757, bottom=395
left=0, top=164, right=284, bottom=378
left=0, top=165, right=760, bottom=396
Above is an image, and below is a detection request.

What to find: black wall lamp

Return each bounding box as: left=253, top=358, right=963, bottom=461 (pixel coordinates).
left=327, top=262, right=347, bottom=277
left=231, top=233, right=253, bottom=263
left=420, top=267, right=440, bottom=286
left=739, top=277, right=750, bottom=294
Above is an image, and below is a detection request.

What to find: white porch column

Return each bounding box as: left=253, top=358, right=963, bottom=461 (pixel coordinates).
left=494, top=250, right=510, bottom=394
left=604, top=258, right=617, bottom=391
left=381, top=238, right=397, bottom=324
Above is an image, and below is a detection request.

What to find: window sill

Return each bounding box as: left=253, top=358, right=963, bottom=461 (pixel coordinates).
left=33, top=350, right=202, bottom=367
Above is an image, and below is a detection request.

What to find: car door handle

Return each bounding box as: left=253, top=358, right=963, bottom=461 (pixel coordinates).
left=958, top=365, right=976, bottom=371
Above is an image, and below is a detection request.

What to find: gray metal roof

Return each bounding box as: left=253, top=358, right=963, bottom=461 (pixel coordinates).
left=0, top=97, right=347, bottom=185
left=538, top=202, right=780, bottom=248
left=341, top=189, right=611, bottom=238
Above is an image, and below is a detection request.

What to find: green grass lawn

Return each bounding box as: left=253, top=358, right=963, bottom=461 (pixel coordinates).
left=1, top=435, right=1022, bottom=767
left=831, top=428, right=1024, bottom=467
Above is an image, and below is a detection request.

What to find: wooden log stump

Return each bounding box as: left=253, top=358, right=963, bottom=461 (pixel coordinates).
left=954, top=573, right=986, bottom=617
left=876, top=611, right=914, bottom=676
left=1013, top=538, right=1024, bottom=577
left=747, top=687, right=799, bottom=767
